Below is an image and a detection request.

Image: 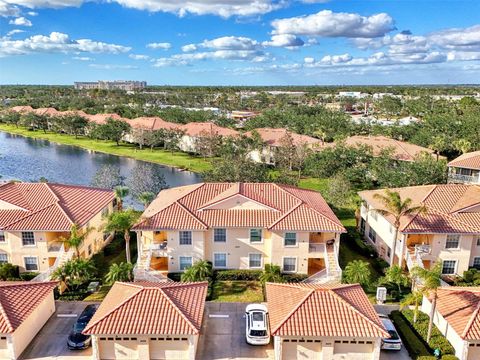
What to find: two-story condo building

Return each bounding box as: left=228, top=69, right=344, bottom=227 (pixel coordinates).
left=133, top=183, right=346, bottom=282
left=359, top=184, right=480, bottom=276
left=448, top=151, right=480, bottom=185
left=0, top=182, right=115, bottom=279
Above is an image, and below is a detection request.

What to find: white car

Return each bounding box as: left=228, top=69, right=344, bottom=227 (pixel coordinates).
left=379, top=314, right=402, bottom=351
left=245, top=304, right=270, bottom=345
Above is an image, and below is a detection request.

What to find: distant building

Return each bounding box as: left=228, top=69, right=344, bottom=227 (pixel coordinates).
left=448, top=151, right=480, bottom=184
left=74, top=80, right=147, bottom=91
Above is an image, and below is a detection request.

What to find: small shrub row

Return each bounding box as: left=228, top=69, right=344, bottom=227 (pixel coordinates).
left=0, top=263, right=20, bottom=280
left=215, top=269, right=262, bottom=281
left=402, top=309, right=455, bottom=355
left=390, top=310, right=431, bottom=359
left=282, top=273, right=308, bottom=282
left=417, top=356, right=458, bottom=360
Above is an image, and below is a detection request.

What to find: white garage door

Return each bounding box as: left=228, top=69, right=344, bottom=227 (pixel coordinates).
left=98, top=337, right=139, bottom=360
left=0, top=336, right=9, bottom=359
left=282, top=339, right=322, bottom=360
left=333, top=340, right=374, bottom=360
left=468, top=343, right=480, bottom=360
left=150, top=337, right=190, bottom=360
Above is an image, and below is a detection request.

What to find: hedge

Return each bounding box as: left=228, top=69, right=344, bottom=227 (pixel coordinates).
left=440, top=356, right=459, bottom=360
left=282, top=273, right=308, bottom=282
left=215, top=269, right=262, bottom=281
left=390, top=310, right=431, bottom=359
left=402, top=309, right=455, bottom=355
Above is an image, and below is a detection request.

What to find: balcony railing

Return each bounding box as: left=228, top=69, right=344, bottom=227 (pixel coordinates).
left=150, top=242, right=168, bottom=257
left=448, top=173, right=480, bottom=184
left=308, top=243, right=326, bottom=254
left=47, top=241, right=63, bottom=252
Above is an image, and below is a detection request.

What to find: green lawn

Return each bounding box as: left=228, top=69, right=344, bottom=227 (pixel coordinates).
left=0, top=124, right=212, bottom=173
left=211, top=280, right=264, bottom=302
left=298, top=177, right=329, bottom=193
left=83, top=285, right=112, bottom=301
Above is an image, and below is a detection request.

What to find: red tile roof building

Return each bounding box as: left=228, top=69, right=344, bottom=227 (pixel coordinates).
left=245, top=128, right=323, bottom=148
left=449, top=151, right=480, bottom=171
left=448, top=151, right=480, bottom=185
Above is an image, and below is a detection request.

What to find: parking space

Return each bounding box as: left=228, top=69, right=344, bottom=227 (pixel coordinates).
left=20, top=301, right=95, bottom=360
left=196, top=302, right=274, bottom=360
left=381, top=348, right=411, bottom=360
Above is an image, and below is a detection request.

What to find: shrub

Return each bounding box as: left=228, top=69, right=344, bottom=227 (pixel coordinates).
left=19, top=271, right=38, bottom=281
left=402, top=309, right=455, bottom=355
left=282, top=273, right=308, bottom=282
left=167, top=272, right=182, bottom=282
left=215, top=269, right=262, bottom=281
left=417, top=357, right=436, bottom=360
left=390, top=310, right=431, bottom=359
left=0, top=263, right=20, bottom=280
left=441, top=356, right=459, bottom=360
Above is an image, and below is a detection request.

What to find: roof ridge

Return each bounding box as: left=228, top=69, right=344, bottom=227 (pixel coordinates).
left=47, top=184, right=76, bottom=227
left=430, top=207, right=480, bottom=233
left=160, top=287, right=201, bottom=334
left=0, top=294, right=14, bottom=333
left=267, top=201, right=302, bottom=229
left=462, top=296, right=480, bottom=339
left=399, top=185, right=437, bottom=232
left=175, top=201, right=208, bottom=229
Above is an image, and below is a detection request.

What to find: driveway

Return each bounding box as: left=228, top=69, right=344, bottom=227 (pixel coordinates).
left=196, top=302, right=274, bottom=360
left=381, top=348, right=411, bottom=360
left=20, top=301, right=95, bottom=360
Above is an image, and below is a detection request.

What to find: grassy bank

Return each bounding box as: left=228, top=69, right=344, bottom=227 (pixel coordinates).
left=0, top=124, right=212, bottom=173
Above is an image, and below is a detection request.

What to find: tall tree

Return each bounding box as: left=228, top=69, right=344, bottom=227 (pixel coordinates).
left=373, top=190, right=426, bottom=266
left=104, top=209, right=140, bottom=263
left=343, top=260, right=371, bottom=285
left=105, top=262, right=133, bottom=284
left=61, top=224, right=93, bottom=258
left=137, top=191, right=155, bottom=209
left=114, top=185, right=129, bottom=211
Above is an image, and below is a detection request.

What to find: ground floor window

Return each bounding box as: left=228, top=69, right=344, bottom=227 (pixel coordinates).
left=283, top=257, right=297, bottom=272
left=368, top=227, right=377, bottom=243
left=249, top=253, right=262, bottom=268
left=474, top=257, right=480, bottom=269
left=0, top=253, right=7, bottom=263
left=179, top=256, right=193, bottom=270
left=24, top=256, right=38, bottom=271
left=442, top=260, right=456, bottom=275
left=213, top=253, right=227, bottom=268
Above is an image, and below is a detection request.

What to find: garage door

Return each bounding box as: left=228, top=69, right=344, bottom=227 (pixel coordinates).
left=333, top=340, right=374, bottom=360
left=98, top=337, right=139, bottom=360
left=282, top=339, right=322, bottom=360
left=150, top=337, right=190, bottom=360
left=0, top=336, right=9, bottom=359
left=468, top=343, right=480, bottom=360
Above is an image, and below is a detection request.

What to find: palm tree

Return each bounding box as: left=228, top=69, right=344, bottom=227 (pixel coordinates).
left=105, top=262, right=133, bottom=284
left=259, top=264, right=284, bottom=283
left=104, top=209, right=140, bottom=263
left=180, top=260, right=212, bottom=282
left=52, top=258, right=97, bottom=291
left=453, top=139, right=472, bottom=155
left=114, top=185, right=129, bottom=211
left=137, top=191, right=155, bottom=209
left=400, top=290, right=423, bottom=323
left=373, top=190, right=426, bottom=266
left=343, top=260, right=371, bottom=285
left=429, top=136, right=446, bottom=161
left=381, top=264, right=410, bottom=297
left=60, top=224, right=93, bottom=258
left=411, top=261, right=443, bottom=342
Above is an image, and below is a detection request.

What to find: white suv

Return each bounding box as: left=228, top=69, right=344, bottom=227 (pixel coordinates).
left=245, top=304, right=270, bottom=345
left=379, top=314, right=402, bottom=351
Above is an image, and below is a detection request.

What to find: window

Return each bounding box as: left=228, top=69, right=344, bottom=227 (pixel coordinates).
left=24, top=257, right=38, bottom=271
left=213, top=253, right=227, bottom=268
left=371, top=210, right=378, bottom=221
left=446, top=234, right=460, bottom=249
left=360, top=219, right=365, bottom=234
left=88, top=245, right=92, bottom=256
left=101, top=206, right=109, bottom=217
left=474, top=257, right=480, bottom=270
left=250, top=229, right=262, bottom=243
left=214, top=229, right=226, bottom=243
left=0, top=231, right=5, bottom=242
left=249, top=254, right=262, bottom=268
left=283, top=257, right=297, bottom=272
left=179, top=256, right=192, bottom=270
left=179, top=231, right=192, bottom=245
left=442, top=260, right=456, bottom=275
left=284, top=233, right=297, bottom=247
left=0, top=253, right=7, bottom=263
left=476, top=236, right=480, bottom=246
left=368, top=227, right=377, bottom=243
left=22, top=232, right=35, bottom=246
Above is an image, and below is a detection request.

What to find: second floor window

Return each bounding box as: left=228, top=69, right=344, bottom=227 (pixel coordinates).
left=371, top=210, right=378, bottom=221
left=22, top=232, right=35, bottom=246
left=284, top=233, right=297, bottom=247
left=442, top=260, right=456, bottom=275
left=250, top=229, right=262, bottom=243
left=0, top=231, right=5, bottom=242
left=214, top=229, right=226, bottom=243
left=476, top=236, right=480, bottom=246
left=368, top=227, right=377, bottom=243
left=445, top=235, right=460, bottom=249
left=179, top=231, right=192, bottom=245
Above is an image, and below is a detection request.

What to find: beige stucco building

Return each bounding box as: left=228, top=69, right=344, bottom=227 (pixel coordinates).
left=448, top=151, right=480, bottom=185
left=0, top=281, right=57, bottom=360
left=133, top=183, right=345, bottom=282
left=0, top=182, right=115, bottom=280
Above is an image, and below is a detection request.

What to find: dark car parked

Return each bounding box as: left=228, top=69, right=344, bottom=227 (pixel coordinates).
left=67, top=304, right=98, bottom=350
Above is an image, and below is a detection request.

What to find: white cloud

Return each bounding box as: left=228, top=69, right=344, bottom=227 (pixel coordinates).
left=262, top=34, right=304, bottom=48
left=9, top=16, right=32, bottom=26
left=27, top=10, right=37, bottom=15
left=146, top=42, right=171, bottom=50
left=181, top=43, right=197, bottom=52
left=72, top=56, right=93, bottom=61
left=89, top=64, right=138, bottom=69
left=0, top=1, right=20, bottom=17
left=200, top=36, right=259, bottom=50
left=271, top=10, right=395, bottom=38
left=0, top=32, right=131, bottom=57
left=319, top=53, right=352, bottom=64
left=429, top=25, right=480, bottom=51
left=304, top=56, right=314, bottom=64
left=6, top=29, right=24, bottom=36
left=129, top=54, right=150, bottom=60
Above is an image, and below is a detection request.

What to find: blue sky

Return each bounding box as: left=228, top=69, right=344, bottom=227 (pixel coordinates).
left=0, top=0, right=479, bottom=85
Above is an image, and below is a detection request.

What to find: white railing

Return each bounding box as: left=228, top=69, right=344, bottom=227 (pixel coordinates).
left=303, top=269, right=327, bottom=283
left=308, top=243, right=326, bottom=254
left=31, top=243, right=73, bottom=282
left=448, top=173, right=480, bottom=184
left=133, top=267, right=169, bottom=282
left=47, top=241, right=63, bottom=252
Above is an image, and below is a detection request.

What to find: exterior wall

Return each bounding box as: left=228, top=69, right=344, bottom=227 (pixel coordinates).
left=429, top=234, right=477, bottom=275
left=448, top=166, right=480, bottom=185
left=179, top=135, right=196, bottom=153
left=167, top=230, right=205, bottom=272
left=10, top=292, right=55, bottom=359
left=421, top=297, right=467, bottom=360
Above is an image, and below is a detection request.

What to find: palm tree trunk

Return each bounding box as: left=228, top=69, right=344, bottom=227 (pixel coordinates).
left=427, top=293, right=437, bottom=342
left=390, top=227, right=399, bottom=266
left=125, top=230, right=131, bottom=263
left=414, top=301, right=418, bottom=323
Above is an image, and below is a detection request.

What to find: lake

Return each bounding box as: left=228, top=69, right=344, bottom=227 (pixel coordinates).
left=0, top=131, right=202, bottom=207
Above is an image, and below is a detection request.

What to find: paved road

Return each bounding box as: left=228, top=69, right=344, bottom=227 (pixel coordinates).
left=197, top=302, right=274, bottom=360
left=21, top=301, right=94, bottom=360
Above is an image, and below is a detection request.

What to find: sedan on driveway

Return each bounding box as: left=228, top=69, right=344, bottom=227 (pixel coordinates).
left=67, top=304, right=98, bottom=350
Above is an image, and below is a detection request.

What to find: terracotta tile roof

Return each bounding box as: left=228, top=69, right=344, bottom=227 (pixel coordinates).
left=134, top=183, right=345, bottom=233
left=448, top=151, right=480, bottom=171
left=179, top=122, right=239, bottom=137
left=85, top=113, right=125, bottom=125
left=9, top=106, right=34, bottom=113
left=429, top=287, right=480, bottom=340
left=0, top=182, right=114, bottom=231
left=266, top=283, right=388, bottom=338
left=33, top=107, right=60, bottom=117
left=359, top=184, right=480, bottom=234
left=341, top=135, right=440, bottom=162
left=244, top=128, right=323, bottom=148
left=83, top=282, right=208, bottom=335
left=126, top=117, right=179, bottom=131
left=0, top=281, right=57, bottom=334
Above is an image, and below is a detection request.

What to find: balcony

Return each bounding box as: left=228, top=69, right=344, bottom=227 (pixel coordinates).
left=308, top=243, right=326, bottom=255
left=47, top=241, right=63, bottom=252
left=150, top=242, right=168, bottom=257
left=448, top=173, right=480, bottom=184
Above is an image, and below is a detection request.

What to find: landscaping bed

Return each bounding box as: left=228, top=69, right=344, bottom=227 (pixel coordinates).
left=211, top=280, right=264, bottom=303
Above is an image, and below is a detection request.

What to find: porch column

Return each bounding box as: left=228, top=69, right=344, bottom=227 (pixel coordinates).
left=398, top=233, right=407, bottom=267
left=274, top=336, right=282, bottom=360
left=372, top=338, right=381, bottom=360
left=91, top=335, right=100, bottom=360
